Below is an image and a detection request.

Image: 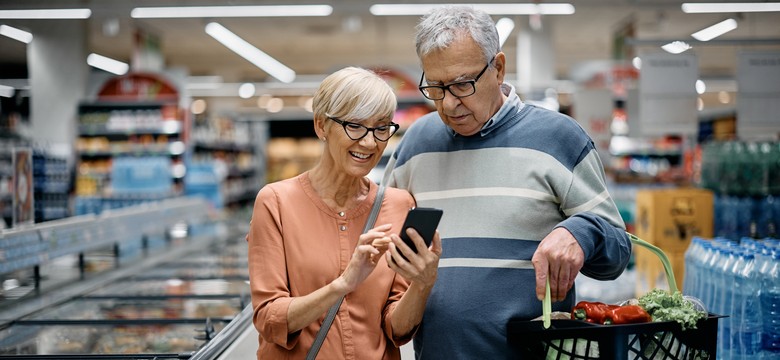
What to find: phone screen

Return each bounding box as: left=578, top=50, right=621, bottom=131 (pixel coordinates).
left=399, top=207, right=443, bottom=257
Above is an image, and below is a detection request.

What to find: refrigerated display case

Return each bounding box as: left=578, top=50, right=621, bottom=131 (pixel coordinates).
left=0, top=198, right=254, bottom=359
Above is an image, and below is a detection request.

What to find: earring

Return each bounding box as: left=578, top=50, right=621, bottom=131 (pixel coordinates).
left=322, top=137, right=327, bottom=142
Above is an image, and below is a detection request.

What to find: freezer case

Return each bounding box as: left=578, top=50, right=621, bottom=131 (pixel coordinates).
left=0, top=229, right=252, bottom=359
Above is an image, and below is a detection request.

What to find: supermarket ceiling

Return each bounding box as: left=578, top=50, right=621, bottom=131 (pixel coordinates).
left=0, top=0, right=779, bottom=95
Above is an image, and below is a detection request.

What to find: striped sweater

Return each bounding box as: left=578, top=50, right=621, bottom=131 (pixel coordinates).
left=382, top=86, right=631, bottom=358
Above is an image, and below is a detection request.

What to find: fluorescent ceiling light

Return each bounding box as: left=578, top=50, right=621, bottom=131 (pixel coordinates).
left=205, top=22, right=296, bottom=83
left=87, top=53, right=129, bottom=75
left=132, top=5, right=332, bottom=18
left=370, top=3, right=575, bottom=16
left=0, top=84, right=14, bottom=98
left=0, top=9, right=91, bottom=19
left=495, top=18, right=515, bottom=47
left=682, top=3, right=780, bottom=13
left=186, top=75, right=224, bottom=90
left=0, top=25, right=32, bottom=43
left=691, top=18, right=738, bottom=41
left=661, top=41, right=692, bottom=54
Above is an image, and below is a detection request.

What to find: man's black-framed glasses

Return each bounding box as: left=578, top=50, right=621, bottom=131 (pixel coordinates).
left=327, top=116, right=400, bottom=142
left=418, top=56, right=495, bottom=100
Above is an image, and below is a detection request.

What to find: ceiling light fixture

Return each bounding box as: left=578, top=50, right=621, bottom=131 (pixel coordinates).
left=0, top=25, right=32, bottom=43
left=205, top=22, right=295, bottom=83
left=495, top=18, right=515, bottom=47
left=186, top=75, right=223, bottom=90
left=691, top=18, right=738, bottom=41
left=0, top=84, right=14, bottom=98
left=370, top=3, right=575, bottom=16
left=86, top=53, right=129, bottom=75
left=238, top=83, right=256, bottom=99
left=0, top=9, right=91, bottom=19
left=661, top=41, right=692, bottom=54
left=131, top=5, right=332, bottom=18
left=682, top=2, right=780, bottom=13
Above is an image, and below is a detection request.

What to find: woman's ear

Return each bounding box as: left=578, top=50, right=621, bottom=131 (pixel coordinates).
left=313, top=115, right=327, bottom=140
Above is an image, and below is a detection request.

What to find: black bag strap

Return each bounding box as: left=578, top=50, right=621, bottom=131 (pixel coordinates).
left=305, top=185, right=386, bottom=360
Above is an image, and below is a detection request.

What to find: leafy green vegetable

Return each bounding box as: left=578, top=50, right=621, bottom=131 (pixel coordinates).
left=638, top=289, right=707, bottom=331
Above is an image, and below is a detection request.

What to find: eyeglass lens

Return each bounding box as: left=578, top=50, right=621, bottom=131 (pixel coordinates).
left=422, top=82, right=475, bottom=100
left=330, top=117, right=398, bottom=141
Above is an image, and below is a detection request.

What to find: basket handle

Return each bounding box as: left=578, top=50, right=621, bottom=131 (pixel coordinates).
left=627, top=232, right=679, bottom=293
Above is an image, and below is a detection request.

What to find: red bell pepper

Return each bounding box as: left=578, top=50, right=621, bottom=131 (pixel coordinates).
left=603, top=305, right=652, bottom=325
left=571, top=301, right=620, bottom=324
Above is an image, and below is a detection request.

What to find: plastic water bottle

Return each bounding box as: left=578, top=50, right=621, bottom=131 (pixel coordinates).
left=721, top=197, right=740, bottom=240
left=731, top=251, right=762, bottom=359
left=684, top=237, right=704, bottom=296
left=694, top=240, right=718, bottom=302
left=683, top=237, right=709, bottom=298
left=760, top=250, right=780, bottom=359
left=701, top=242, right=723, bottom=310
left=717, top=247, right=738, bottom=358
left=757, top=196, right=776, bottom=239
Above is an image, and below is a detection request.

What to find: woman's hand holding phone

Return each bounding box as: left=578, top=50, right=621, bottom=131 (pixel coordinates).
left=386, top=208, right=443, bottom=287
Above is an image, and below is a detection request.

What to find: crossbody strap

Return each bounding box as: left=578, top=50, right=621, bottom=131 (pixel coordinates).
left=306, top=185, right=386, bottom=360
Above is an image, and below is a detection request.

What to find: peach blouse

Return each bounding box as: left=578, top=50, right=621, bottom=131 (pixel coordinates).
left=247, top=172, right=416, bottom=359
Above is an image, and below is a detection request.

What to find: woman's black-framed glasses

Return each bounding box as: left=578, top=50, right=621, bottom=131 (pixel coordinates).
left=418, top=56, right=495, bottom=101
left=327, top=116, right=400, bottom=142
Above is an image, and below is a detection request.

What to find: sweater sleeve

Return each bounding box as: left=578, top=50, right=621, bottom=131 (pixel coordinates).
left=556, top=144, right=632, bottom=280
left=247, top=185, right=300, bottom=349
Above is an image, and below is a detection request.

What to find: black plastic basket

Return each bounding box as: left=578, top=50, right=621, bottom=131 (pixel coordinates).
left=507, top=314, right=720, bottom=360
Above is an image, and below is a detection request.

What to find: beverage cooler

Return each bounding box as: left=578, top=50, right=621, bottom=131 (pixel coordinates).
left=0, top=198, right=255, bottom=359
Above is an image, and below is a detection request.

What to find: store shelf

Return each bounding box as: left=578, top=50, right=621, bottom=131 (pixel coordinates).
left=75, top=99, right=187, bottom=210
left=189, top=116, right=264, bottom=209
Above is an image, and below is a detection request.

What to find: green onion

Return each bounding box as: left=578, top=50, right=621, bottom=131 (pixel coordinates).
left=627, top=232, right=678, bottom=293
left=543, top=278, right=551, bottom=329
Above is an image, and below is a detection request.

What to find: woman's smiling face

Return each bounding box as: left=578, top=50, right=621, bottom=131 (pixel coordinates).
left=323, top=117, right=392, bottom=178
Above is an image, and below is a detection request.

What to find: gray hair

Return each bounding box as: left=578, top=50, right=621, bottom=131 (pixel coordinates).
left=312, top=67, right=397, bottom=123
left=415, top=5, right=500, bottom=64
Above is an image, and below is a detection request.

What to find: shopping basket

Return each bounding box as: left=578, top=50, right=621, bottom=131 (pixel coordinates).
left=507, top=313, right=719, bottom=359
left=506, top=233, right=721, bottom=360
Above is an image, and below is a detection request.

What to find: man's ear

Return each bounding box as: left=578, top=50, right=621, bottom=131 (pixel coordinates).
left=493, top=52, right=507, bottom=84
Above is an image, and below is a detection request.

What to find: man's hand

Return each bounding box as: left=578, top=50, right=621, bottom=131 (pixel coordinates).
left=531, top=227, right=585, bottom=302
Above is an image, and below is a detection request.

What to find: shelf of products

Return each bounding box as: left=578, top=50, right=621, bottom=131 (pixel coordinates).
left=75, top=101, right=187, bottom=215
left=32, top=151, right=71, bottom=222
left=607, top=135, right=690, bottom=184
left=0, top=144, right=15, bottom=229
left=189, top=115, right=265, bottom=209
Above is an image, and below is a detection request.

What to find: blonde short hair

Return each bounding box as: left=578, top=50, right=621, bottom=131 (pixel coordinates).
left=312, top=67, right=397, bottom=123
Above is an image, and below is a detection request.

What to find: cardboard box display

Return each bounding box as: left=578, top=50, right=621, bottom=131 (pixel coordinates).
left=634, top=188, right=714, bottom=252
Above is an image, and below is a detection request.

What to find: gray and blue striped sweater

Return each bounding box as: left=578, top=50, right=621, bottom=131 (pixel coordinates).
left=382, top=87, right=631, bottom=358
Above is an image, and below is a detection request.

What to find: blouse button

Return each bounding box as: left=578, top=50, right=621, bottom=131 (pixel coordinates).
left=340, top=225, right=347, bottom=231
left=338, top=211, right=345, bottom=217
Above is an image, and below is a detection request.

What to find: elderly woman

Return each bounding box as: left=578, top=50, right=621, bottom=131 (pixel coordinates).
left=247, top=67, right=441, bottom=359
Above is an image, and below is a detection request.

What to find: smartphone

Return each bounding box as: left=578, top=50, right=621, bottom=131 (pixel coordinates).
left=398, top=207, right=443, bottom=258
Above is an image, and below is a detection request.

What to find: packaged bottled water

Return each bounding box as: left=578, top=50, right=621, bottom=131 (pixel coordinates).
left=760, top=249, right=780, bottom=359
left=683, top=237, right=704, bottom=297
left=717, top=247, right=738, bottom=358
left=731, top=251, right=762, bottom=359
left=705, top=244, right=727, bottom=311
left=696, top=240, right=719, bottom=306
